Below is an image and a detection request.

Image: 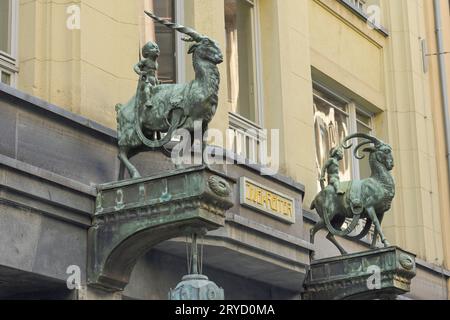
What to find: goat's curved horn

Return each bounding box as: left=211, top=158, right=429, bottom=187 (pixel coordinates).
left=353, top=141, right=375, bottom=159
left=342, top=133, right=381, bottom=149
left=145, top=11, right=204, bottom=42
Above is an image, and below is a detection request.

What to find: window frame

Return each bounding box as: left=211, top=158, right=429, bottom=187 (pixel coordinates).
left=0, top=0, right=19, bottom=87
left=174, top=0, right=185, bottom=83
left=312, top=82, right=375, bottom=184
left=252, top=0, right=264, bottom=126
left=346, top=0, right=367, bottom=12
left=337, top=0, right=389, bottom=37
left=227, top=0, right=265, bottom=127
left=348, top=101, right=375, bottom=180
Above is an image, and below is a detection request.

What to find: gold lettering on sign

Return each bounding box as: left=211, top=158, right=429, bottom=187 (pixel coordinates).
left=242, top=178, right=296, bottom=223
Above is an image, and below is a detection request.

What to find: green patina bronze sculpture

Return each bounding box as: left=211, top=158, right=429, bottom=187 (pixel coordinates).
left=306, top=135, right=415, bottom=300
left=116, top=11, right=224, bottom=180
left=90, top=11, right=231, bottom=298
left=310, top=134, right=396, bottom=258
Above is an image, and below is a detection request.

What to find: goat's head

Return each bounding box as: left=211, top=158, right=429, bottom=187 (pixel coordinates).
left=185, top=37, right=224, bottom=65
left=343, top=133, right=394, bottom=171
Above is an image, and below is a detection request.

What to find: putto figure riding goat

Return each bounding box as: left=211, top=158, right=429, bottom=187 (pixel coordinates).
left=310, top=134, right=396, bottom=259
left=116, top=11, right=224, bottom=180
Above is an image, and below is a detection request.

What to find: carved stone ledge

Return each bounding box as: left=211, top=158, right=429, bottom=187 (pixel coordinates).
left=303, top=247, right=416, bottom=300
left=88, top=166, right=234, bottom=292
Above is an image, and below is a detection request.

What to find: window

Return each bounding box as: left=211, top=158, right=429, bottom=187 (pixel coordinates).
left=225, top=0, right=265, bottom=163
left=142, top=0, right=178, bottom=83
left=0, top=1, right=12, bottom=55
left=225, top=0, right=262, bottom=124
left=339, top=0, right=387, bottom=32
left=313, top=84, right=374, bottom=191
left=0, top=0, right=18, bottom=86
left=355, top=109, right=373, bottom=179
left=1, top=69, right=12, bottom=86
left=346, top=0, right=367, bottom=11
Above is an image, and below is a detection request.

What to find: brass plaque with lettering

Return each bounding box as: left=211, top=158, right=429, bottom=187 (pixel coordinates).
left=240, top=177, right=296, bottom=224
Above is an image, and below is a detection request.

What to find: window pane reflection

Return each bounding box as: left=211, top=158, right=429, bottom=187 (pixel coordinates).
left=314, top=93, right=352, bottom=191
left=0, top=0, right=11, bottom=54
left=357, top=116, right=373, bottom=179
left=313, top=86, right=375, bottom=191
left=225, top=0, right=256, bottom=123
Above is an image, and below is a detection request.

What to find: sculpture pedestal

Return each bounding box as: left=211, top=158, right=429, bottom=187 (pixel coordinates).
left=303, top=247, right=416, bottom=300
left=88, top=166, right=234, bottom=292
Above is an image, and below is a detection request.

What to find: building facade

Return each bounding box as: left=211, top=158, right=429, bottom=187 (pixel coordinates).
left=0, top=0, right=449, bottom=299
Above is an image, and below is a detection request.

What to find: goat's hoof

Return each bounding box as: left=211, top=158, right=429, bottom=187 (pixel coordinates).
left=383, top=240, right=391, bottom=248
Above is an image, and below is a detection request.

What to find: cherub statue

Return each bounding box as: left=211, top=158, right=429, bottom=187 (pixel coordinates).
left=320, top=146, right=344, bottom=193
left=135, top=41, right=160, bottom=85
left=134, top=41, right=161, bottom=107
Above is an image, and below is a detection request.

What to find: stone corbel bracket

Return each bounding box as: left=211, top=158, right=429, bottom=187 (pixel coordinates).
left=88, top=166, right=235, bottom=292
left=303, top=247, right=417, bottom=300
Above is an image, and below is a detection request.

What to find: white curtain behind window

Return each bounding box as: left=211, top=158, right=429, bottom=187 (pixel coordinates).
left=225, top=0, right=256, bottom=122
left=225, top=4, right=239, bottom=111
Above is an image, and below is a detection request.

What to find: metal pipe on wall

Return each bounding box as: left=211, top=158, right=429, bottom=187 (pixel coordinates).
left=433, top=0, right=450, bottom=187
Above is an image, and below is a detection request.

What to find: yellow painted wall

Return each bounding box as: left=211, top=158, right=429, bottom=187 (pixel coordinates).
left=19, top=0, right=141, bottom=128
left=380, top=0, right=444, bottom=265
left=424, top=0, right=450, bottom=296
left=309, top=0, right=385, bottom=109
left=264, top=0, right=316, bottom=205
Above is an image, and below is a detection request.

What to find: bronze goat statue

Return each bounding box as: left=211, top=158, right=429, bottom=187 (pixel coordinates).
left=310, top=134, right=395, bottom=259
left=115, top=12, right=223, bottom=180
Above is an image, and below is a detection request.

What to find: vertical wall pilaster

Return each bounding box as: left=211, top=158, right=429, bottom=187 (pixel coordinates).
left=269, top=0, right=315, bottom=206
left=382, top=0, right=444, bottom=264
